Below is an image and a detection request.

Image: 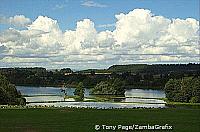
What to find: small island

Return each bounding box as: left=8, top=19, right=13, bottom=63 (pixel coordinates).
left=90, top=78, right=125, bottom=95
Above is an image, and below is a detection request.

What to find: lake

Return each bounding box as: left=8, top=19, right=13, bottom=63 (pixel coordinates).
left=16, top=86, right=166, bottom=109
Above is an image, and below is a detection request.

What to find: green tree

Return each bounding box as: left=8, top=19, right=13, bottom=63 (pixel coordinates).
left=74, top=82, right=85, bottom=101
left=0, top=74, right=26, bottom=105
left=164, top=77, right=200, bottom=103
left=164, top=79, right=179, bottom=101
left=190, top=77, right=200, bottom=103
left=90, top=78, right=125, bottom=95
left=180, top=78, right=193, bottom=102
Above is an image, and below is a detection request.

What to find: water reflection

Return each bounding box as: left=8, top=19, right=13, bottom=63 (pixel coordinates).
left=25, top=96, right=74, bottom=102
left=27, top=102, right=166, bottom=109
left=123, top=98, right=165, bottom=103
left=16, top=86, right=90, bottom=96
left=125, top=89, right=165, bottom=98
left=17, top=86, right=165, bottom=98
left=113, top=97, right=165, bottom=103
left=17, top=86, right=166, bottom=109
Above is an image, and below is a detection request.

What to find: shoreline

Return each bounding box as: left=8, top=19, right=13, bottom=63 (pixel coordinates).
left=16, top=84, right=164, bottom=90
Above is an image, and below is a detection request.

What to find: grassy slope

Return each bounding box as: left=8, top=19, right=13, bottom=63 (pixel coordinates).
left=0, top=108, right=199, bottom=132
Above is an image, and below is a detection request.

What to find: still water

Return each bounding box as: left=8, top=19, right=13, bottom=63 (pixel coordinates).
left=27, top=102, right=166, bottom=109
left=16, top=86, right=166, bottom=108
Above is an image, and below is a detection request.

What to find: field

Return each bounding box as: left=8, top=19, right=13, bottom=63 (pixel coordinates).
left=0, top=108, right=200, bottom=132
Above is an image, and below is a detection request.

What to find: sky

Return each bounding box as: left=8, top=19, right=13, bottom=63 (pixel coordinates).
left=0, top=0, right=199, bottom=70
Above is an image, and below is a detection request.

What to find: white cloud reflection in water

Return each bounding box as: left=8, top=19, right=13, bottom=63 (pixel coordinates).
left=17, top=86, right=166, bottom=109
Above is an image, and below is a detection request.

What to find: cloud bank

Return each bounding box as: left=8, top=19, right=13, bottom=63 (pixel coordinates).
left=0, top=9, right=199, bottom=69
left=0, top=15, right=31, bottom=27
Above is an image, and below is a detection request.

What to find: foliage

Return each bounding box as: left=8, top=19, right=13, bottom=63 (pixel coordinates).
left=90, top=78, right=125, bottom=95
left=60, top=68, right=73, bottom=74
left=74, top=82, right=85, bottom=101
left=73, top=96, right=83, bottom=101
left=108, top=64, right=148, bottom=73
left=189, top=97, right=199, bottom=103
left=0, top=64, right=199, bottom=89
left=164, top=77, right=200, bottom=103
left=108, top=63, right=200, bottom=74
left=0, top=74, right=26, bottom=105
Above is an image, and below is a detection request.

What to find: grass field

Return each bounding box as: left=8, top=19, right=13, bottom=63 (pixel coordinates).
left=0, top=108, right=200, bottom=132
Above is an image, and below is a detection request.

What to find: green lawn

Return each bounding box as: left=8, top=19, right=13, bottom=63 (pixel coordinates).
left=0, top=108, right=200, bottom=132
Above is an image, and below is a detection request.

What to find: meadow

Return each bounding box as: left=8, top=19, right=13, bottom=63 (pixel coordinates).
left=0, top=107, right=199, bottom=132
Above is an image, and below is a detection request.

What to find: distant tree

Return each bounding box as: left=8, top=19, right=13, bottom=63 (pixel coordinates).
left=164, top=77, right=200, bottom=103
left=111, top=78, right=125, bottom=95
left=180, top=78, right=193, bottom=102
left=74, top=82, right=85, bottom=101
left=164, top=79, right=176, bottom=101
left=60, top=68, right=73, bottom=74
left=190, top=77, right=200, bottom=103
left=90, top=71, right=95, bottom=76
left=90, top=78, right=125, bottom=95
left=0, top=64, right=199, bottom=89
left=91, top=81, right=111, bottom=95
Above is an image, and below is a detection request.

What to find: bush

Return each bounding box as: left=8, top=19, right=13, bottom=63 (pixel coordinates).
left=74, top=96, right=83, bottom=102
left=189, top=97, right=198, bottom=103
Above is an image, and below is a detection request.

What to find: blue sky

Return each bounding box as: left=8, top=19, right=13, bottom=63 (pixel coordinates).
left=0, top=0, right=199, bottom=31
left=0, top=0, right=199, bottom=69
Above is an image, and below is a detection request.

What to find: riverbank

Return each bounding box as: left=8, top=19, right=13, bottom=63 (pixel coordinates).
left=164, top=99, right=200, bottom=109
left=0, top=108, right=199, bottom=131
left=16, top=84, right=164, bottom=90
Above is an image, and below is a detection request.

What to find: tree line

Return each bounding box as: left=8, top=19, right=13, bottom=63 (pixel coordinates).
left=0, top=64, right=199, bottom=89
left=164, top=77, right=200, bottom=103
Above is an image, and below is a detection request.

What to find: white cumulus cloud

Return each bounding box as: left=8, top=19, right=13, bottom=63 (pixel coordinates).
left=0, top=15, right=31, bottom=27
left=0, top=9, right=199, bottom=69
